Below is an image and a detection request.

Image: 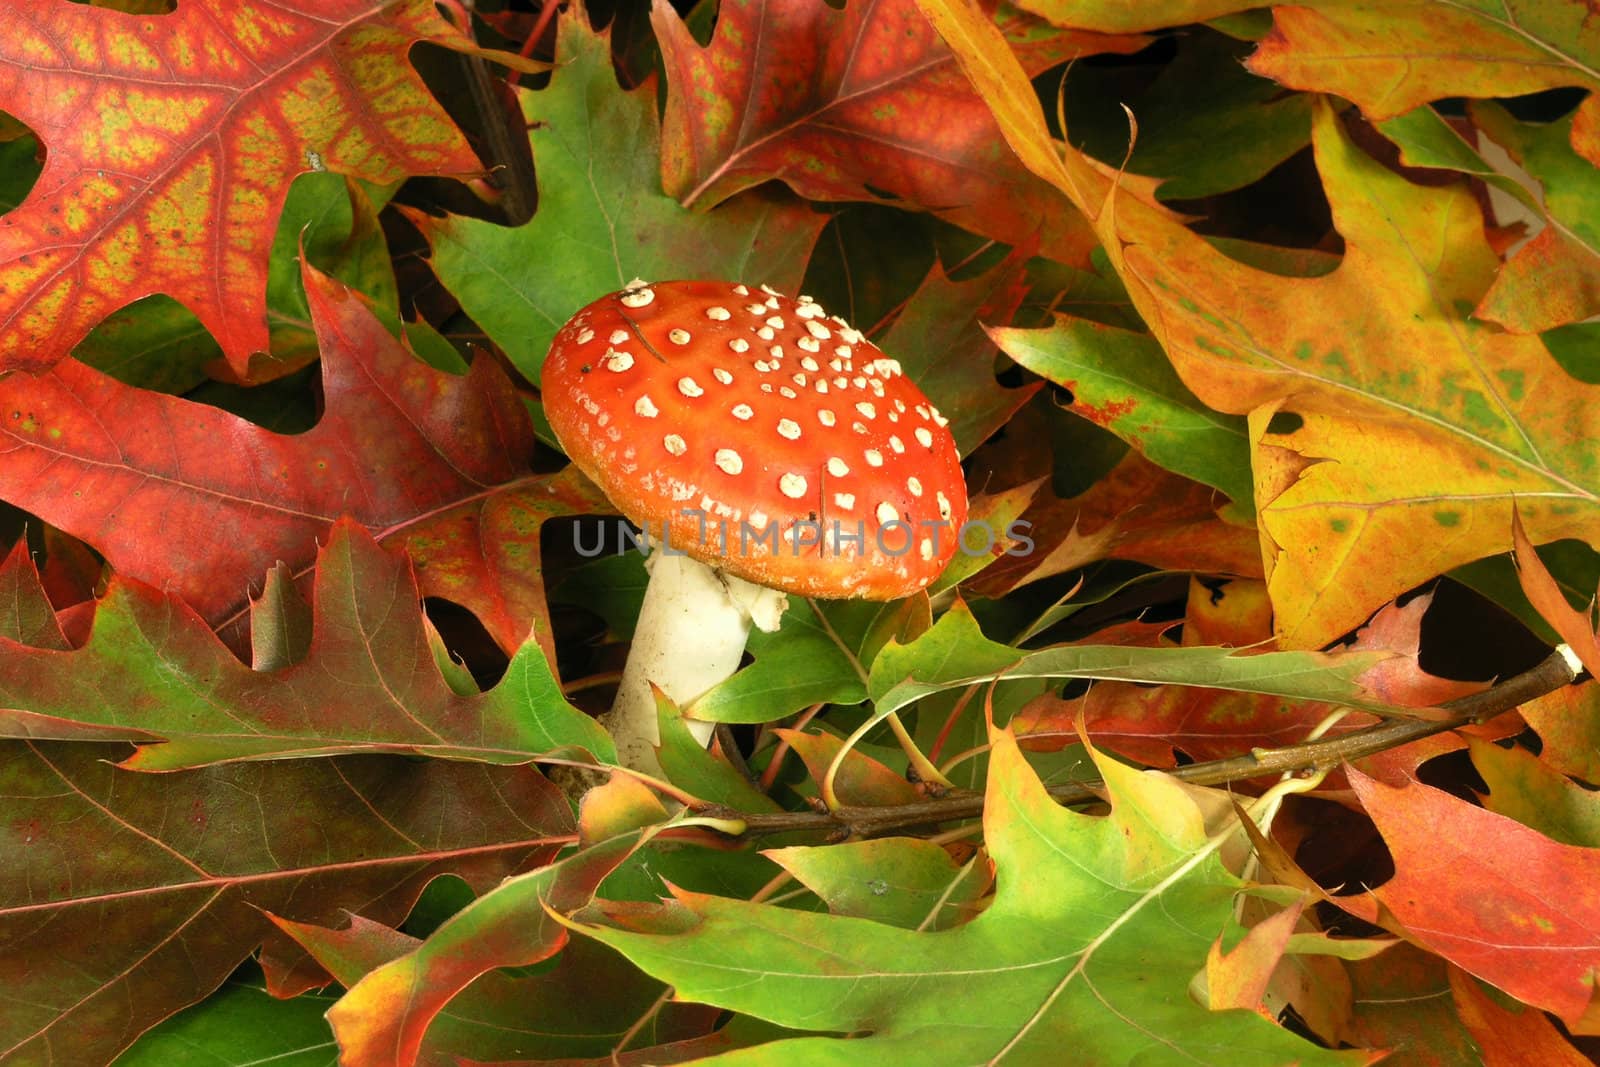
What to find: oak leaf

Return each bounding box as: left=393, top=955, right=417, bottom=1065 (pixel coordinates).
left=0, top=0, right=495, bottom=374
left=924, top=2, right=1600, bottom=646
left=1471, top=102, right=1600, bottom=334
left=0, top=741, right=575, bottom=1065
left=323, top=832, right=649, bottom=1067
left=419, top=6, right=826, bottom=384
left=574, top=733, right=1370, bottom=1063
left=652, top=0, right=1147, bottom=265
left=0, top=519, right=613, bottom=768
left=1341, top=768, right=1600, bottom=1033
left=0, top=261, right=599, bottom=656
left=1248, top=4, right=1600, bottom=166
left=272, top=907, right=710, bottom=1064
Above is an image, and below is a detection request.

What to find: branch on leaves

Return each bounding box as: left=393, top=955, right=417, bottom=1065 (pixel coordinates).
left=696, top=646, right=1582, bottom=842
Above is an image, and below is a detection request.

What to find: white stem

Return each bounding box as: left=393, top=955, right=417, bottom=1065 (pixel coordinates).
left=601, top=549, right=787, bottom=774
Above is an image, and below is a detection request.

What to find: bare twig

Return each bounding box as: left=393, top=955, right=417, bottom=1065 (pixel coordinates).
left=694, top=647, right=1580, bottom=841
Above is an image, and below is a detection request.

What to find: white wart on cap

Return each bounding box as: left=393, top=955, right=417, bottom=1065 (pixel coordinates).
left=543, top=279, right=968, bottom=600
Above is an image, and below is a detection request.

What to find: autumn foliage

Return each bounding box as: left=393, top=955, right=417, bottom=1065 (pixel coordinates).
left=2, top=0, right=1599, bottom=1064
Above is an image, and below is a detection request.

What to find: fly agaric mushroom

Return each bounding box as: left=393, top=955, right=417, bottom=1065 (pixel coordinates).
left=543, top=279, right=967, bottom=772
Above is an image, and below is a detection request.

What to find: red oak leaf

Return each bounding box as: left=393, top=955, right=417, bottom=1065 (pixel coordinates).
left=0, top=0, right=485, bottom=374
left=0, top=262, right=602, bottom=656
left=1342, top=768, right=1600, bottom=1032
left=652, top=0, right=1146, bottom=265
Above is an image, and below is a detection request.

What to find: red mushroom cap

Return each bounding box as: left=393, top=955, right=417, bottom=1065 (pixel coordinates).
left=542, top=279, right=969, bottom=600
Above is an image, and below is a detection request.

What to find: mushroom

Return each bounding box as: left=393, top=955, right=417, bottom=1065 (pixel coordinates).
left=542, top=279, right=968, bottom=773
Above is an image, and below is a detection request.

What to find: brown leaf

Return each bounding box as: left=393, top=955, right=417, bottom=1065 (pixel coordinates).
left=0, top=744, right=574, bottom=1064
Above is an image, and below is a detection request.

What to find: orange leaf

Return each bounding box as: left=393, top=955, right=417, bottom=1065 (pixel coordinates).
left=1249, top=5, right=1600, bottom=166
left=968, top=452, right=1262, bottom=597
left=1342, top=769, right=1600, bottom=1032
left=1514, top=507, right=1600, bottom=680
left=775, top=728, right=922, bottom=807
left=1449, top=965, right=1592, bottom=1067
left=0, top=0, right=483, bottom=374
left=1206, top=899, right=1306, bottom=1015
left=923, top=5, right=1600, bottom=646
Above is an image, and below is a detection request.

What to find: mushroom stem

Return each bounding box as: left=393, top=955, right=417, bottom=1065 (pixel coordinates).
left=602, top=548, right=788, bottom=773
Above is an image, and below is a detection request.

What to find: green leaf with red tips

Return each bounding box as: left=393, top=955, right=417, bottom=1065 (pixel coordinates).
left=0, top=0, right=492, bottom=375
left=867, top=595, right=1409, bottom=719
left=271, top=910, right=702, bottom=1064
left=322, top=831, right=650, bottom=1067
left=992, top=315, right=1254, bottom=509
left=0, top=519, right=614, bottom=768
left=775, top=727, right=923, bottom=807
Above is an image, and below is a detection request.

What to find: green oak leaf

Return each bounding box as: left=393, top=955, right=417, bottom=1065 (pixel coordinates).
left=1374, top=105, right=1538, bottom=213
left=420, top=7, right=826, bottom=389
left=875, top=254, right=1040, bottom=457
left=688, top=599, right=882, bottom=726
left=1470, top=101, right=1600, bottom=335
left=114, top=969, right=338, bottom=1067
left=766, top=837, right=990, bottom=931
left=575, top=732, right=1368, bottom=1064
left=992, top=316, right=1254, bottom=510
left=868, top=600, right=1401, bottom=718
left=0, top=520, right=614, bottom=768
left=1063, top=28, right=1312, bottom=200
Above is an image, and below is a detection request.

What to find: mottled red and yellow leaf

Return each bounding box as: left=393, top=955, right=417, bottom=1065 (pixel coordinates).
left=0, top=0, right=485, bottom=373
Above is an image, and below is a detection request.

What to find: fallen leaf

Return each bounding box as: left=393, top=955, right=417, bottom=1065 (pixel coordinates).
left=0, top=742, right=574, bottom=1065
left=968, top=452, right=1262, bottom=597
left=273, top=910, right=701, bottom=1065
left=1471, top=102, right=1600, bottom=334
left=323, top=832, right=649, bottom=1067
left=420, top=6, right=826, bottom=384
left=0, top=0, right=489, bottom=374
left=1513, top=507, right=1600, bottom=679
left=1205, top=899, right=1307, bottom=1015
left=924, top=4, right=1600, bottom=646
left=653, top=0, right=1146, bottom=265
left=766, top=837, right=991, bottom=929
left=1014, top=592, right=1483, bottom=772
left=1520, top=681, right=1600, bottom=786
left=0, top=520, right=614, bottom=769
left=876, top=253, right=1041, bottom=456
left=775, top=728, right=923, bottom=807
left=1011, top=0, right=1255, bottom=33
left=991, top=315, right=1254, bottom=508
left=1249, top=4, right=1600, bottom=165
left=0, top=262, right=599, bottom=656
left=1449, top=965, right=1592, bottom=1067
left=575, top=732, right=1371, bottom=1062
left=1346, top=943, right=1483, bottom=1066
left=1342, top=768, right=1600, bottom=1032
left=1469, top=736, right=1600, bottom=850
